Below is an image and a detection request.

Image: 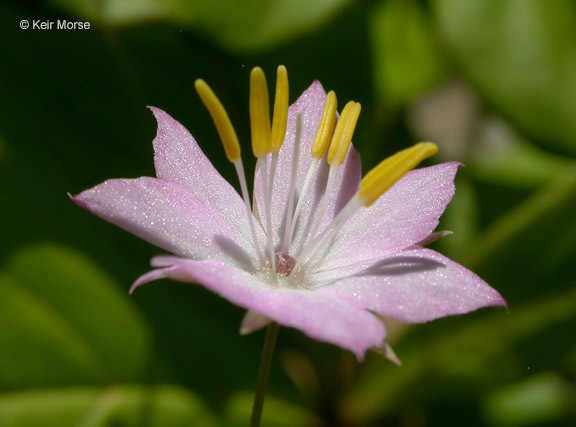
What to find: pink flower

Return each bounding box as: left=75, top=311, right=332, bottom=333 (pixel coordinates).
left=73, top=67, right=506, bottom=361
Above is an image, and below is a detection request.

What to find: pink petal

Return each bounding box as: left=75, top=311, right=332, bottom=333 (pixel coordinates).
left=72, top=177, right=256, bottom=268
left=316, top=247, right=506, bottom=324
left=132, top=256, right=386, bottom=359
left=253, top=82, right=362, bottom=253
left=320, top=163, right=461, bottom=271
left=150, top=107, right=262, bottom=247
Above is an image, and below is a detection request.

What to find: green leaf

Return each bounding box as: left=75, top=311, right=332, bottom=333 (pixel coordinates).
left=482, top=372, right=576, bottom=426
left=224, top=391, right=321, bottom=427
left=434, top=0, right=576, bottom=154
left=0, top=244, right=151, bottom=389
left=470, top=139, right=574, bottom=189
left=54, top=0, right=352, bottom=53
left=0, top=385, right=216, bottom=426
left=370, top=0, right=445, bottom=108
left=467, top=164, right=576, bottom=299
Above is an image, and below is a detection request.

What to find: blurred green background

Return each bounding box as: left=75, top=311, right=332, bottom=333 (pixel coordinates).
left=1, top=0, right=576, bottom=425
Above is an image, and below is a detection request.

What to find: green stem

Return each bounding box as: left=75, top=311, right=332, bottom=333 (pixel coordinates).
left=251, top=322, right=280, bottom=427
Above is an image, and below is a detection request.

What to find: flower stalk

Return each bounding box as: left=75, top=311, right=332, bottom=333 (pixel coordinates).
left=251, top=322, right=280, bottom=427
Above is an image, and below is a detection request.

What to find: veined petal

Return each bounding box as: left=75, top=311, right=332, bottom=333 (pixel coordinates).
left=150, top=107, right=262, bottom=246
left=319, top=162, right=460, bottom=271
left=316, top=247, right=507, bottom=324
left=253, top=82, right=362, bottom=252
left=132, top=256, right=386, bottom=359
left=72, top=177, right=256, bottom=268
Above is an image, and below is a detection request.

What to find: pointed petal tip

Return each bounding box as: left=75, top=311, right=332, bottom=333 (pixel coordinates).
left=352, top=349, right=367, bottom=362
left=129, top=277, right=148, bottom=295
left=416, top=230, right=453, bottom=247
left=301, top=80, right=326, bottom=100
left=480, top=284, right=508, bottom=311
left=442, top=160, right=463, bottom=173
left=494, top=293, right=509, bottom=311
left=147, top=106, right=167, bottom=123
left=239, top=310, right=272, bottom=335
left=373, top=342, right=402, bottom=366
left=311, top=80, right=323, bottom=90
left=148, top=107, right=179, bottom=131
left=69, top=189, right=91, bottom=210
left=348, top=329, right=387, bottom=362
left=68, top=192, right=80, bottom=205
left=130, top=267, right=169, bottom=294
left=457, top=280, right=509, bottom=315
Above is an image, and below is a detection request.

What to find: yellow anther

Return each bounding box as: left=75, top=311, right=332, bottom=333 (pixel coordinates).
left=250, top=67, right=271, bottom=157
left=358, top=142, right=439, bottom=207
left=194, top=79, right=241, bottom=162
left=311, top=91, right=337, bottom=159
left=271, top=65, right=289, bottom=151
left=327, top=101, right=361, bottom=166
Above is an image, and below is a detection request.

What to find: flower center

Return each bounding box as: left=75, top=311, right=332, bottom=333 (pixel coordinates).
left=275, top=253, right=296, bottom=276
left=195, top=65, right=439, bottom=278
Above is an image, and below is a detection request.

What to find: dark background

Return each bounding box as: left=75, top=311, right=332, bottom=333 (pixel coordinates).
left=1, top=0, right=575, bottom=425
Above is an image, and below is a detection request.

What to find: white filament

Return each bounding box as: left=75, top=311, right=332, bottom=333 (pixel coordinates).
left=284, top=157, right=319, bottom=254
left=259, top=157, right=276, bottom=274
left=234, top=159, right=265, bottom=266
left=281, top=115, right=303, bottom=254
left=292, top=193, right=363, bottom=273
left=297, top=164, right=338, bottom=257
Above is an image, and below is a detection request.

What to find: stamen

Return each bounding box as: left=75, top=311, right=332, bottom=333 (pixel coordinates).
left=270, top=65, right=289, bottom=152
left=269, top=66, right=290, bottom=251
left=311, top=91, right=337, bottom=158
left=194, top=78, right=265, bottom=265
left=285, top=91, right=338, bottom=252
left=295, top=142, right=439, bottom=273
left=359, top=142, right=438, bottom=206
left=327, top=101, right=361, bottom=166
left=250, top=67, right=271, bottom=157
left=194, top=79, right=241, bottom=162
left=300, top=100, right=361, bottom=253
left=250, top=67, right=276, bottom=273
